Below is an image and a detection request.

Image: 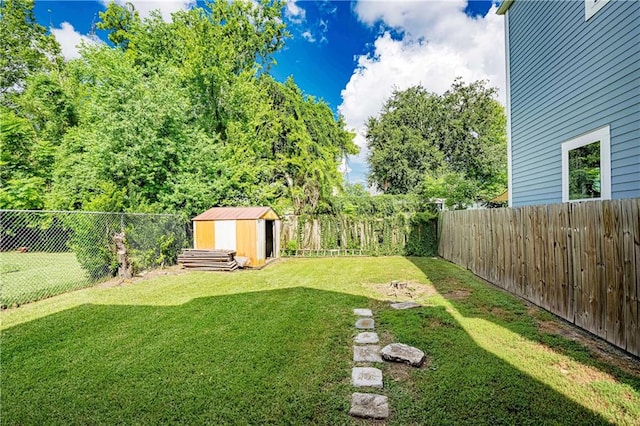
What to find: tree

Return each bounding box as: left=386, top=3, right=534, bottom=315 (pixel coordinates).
left=439, top=79, right=507, bottom=190
left=366, top=86, right=443, bottom=194
left=366, top=79, right=507, bottom=205
left=422, top=171, right=479, bottom=210
left=48, top=46, right=213, bottom=213
left=3, top=0, right=354, bottom=216
left=97, top=0, right=288, bottom=136
left=252, top=76, right=357, bottom=214
left=0, top=108, right=45, bottom=209
left=96, top=1, right=140, bottom=49
left=0, top=0, right=62, bottom=105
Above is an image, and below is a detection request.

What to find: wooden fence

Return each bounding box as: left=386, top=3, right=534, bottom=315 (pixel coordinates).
left=438, top=199, right=640, bottom=357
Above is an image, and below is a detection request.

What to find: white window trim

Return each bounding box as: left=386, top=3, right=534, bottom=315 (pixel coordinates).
left=585, top=0, right=609, bottom=21
left=561, top=126, right=611, bottom=203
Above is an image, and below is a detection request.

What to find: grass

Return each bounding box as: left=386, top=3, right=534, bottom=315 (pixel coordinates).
left=2, top=257, right=639, bottom=425
left=0, top=251, right=90, bottom=306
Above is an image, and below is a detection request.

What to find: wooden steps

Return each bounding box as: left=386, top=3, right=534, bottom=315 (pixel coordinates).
left=177, top=249, right=238, bottom=271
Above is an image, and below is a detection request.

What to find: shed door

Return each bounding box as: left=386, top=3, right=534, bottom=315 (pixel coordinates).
left=215, top=220, right=236, bottom=251
left=235, top=220, right=256, bottom=261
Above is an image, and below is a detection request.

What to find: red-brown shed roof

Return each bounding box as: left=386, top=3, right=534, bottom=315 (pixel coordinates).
left=192, top=207, right=278, bottom=221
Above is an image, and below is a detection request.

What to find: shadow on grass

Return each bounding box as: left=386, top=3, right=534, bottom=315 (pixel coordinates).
left=3, top=286, right=611, bottom=425
left=406, top=257, right=640, bottom=396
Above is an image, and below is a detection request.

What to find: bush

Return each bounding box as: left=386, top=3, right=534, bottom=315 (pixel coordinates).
left=406, top=211, right=438, bottom=256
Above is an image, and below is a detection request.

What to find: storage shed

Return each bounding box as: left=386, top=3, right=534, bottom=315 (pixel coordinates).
left=192, top=207, right=280, bottom=267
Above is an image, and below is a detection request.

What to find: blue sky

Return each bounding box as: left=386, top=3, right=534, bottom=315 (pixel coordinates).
left=34, top=1, right=505, bottom=186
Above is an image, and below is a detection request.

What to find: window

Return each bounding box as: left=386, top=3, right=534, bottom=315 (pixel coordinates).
left=585, top=0, right=609, bottom=20
left=561, top=126, right=611, bottom=202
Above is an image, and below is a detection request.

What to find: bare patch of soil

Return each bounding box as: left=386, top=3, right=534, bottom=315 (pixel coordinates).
left=377, top=330, right=396, bottom=347
left=385, top=361, right=415, bottom=383
left=552, top=361, right=617, bottom=385
left=96, top=265, right=188, bottom=289
left=443, top=289, right=472, bottom=300
left=536, top=316, right=640, bottom=377
left=428, top=317, right=445, bottom=328
left=441, top=276, right=462, bottom=286
left=368, top=281, right=437, bottom=301
left=351, top=418, right=389, bottom=426
left=473, top=305, right=514, bottom=320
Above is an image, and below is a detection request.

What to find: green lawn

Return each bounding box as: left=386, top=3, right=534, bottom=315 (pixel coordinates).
left=0, top=251, right=90, bottom=306
left=2, top=257, right=639, bottom=425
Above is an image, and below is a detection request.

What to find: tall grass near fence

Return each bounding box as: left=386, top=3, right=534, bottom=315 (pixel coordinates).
left=0, top=210, right=187, bottom=306
left=438, top=198, right=640, bottom=357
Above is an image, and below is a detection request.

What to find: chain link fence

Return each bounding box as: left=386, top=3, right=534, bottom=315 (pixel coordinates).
left=0, top=210, right=189, bottom=307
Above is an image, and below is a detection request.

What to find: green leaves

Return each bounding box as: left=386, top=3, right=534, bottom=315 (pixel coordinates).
left=49, top=46, right=208, bottom=213
left=366, top=79, right=507, bottom=207
left=3, top=0, right=352, bottom=216
left=96, top=1, right=140, bottom=49
left=253, top=75, right=357, bottom=214
left=0, top=0, right=62, bottom=105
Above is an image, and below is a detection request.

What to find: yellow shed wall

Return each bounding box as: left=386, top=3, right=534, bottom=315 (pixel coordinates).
left=260, top=210, right=280, bottom=220
left=194, top=221, right=215, bottom=249
left=236, top=220, right=262, bottom=266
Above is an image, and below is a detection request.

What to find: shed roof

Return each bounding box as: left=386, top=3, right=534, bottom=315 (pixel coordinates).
left=192, top=206, right=279, bottom=221
left=490, top=190, right=508, bottom=203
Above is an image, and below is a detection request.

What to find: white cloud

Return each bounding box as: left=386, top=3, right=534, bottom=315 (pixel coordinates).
left=319, top=0, right=337, bottom=16
left=302, top=30, right=316, bottom=43
left=285, top=1, right=333, bottom=44
left=339, top=1, right=506, bottom=181
left=318, top=18, right=329, bottom=43
left=50, top=22, right=100, bottom=60
left=285, top=0, right=306, bottom=24
left=100, top=0, right=194, bottom=21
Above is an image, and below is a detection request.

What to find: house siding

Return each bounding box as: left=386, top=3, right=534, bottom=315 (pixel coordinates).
left=508, top=0, right=640, bottom=206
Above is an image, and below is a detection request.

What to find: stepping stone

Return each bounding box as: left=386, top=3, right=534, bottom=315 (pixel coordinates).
left=355, top=318, right=374, bottom=329
left=381, top=343, right=426, bottom=367
left=390, top=301, right=422, bottom=310
left=352, top=367, right=383, bottom=388
left=353, top=308, right=373, bottom=317
left=349, top=392, right=389, bottom=419
left=353, top=345, right=382, bottom=362
left=354, top=332, right=379, bottom=344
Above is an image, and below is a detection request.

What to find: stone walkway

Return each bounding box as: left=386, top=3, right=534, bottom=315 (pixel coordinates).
left=350, top=308, right=389, bottom=419
left=349, top=303, right=425, bottom=420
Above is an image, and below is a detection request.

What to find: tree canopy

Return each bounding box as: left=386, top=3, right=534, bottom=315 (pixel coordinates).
left=1, top=0, right=357, bottom=216
left=0, top=0, right=62, bottom=105
left=366, top=80, right=507, bottom=208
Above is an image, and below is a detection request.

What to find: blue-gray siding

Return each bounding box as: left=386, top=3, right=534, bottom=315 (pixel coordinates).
left=508, top=0, right=639, bottom=206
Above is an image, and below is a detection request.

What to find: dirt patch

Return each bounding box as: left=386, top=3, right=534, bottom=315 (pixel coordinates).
left=377, top=330, right=396, bottom=347
left=441, top=276, right=461, bottom=286
left=351, top=418, right=388, bottom=426
left=96, top=265, right=188, bottom=288
left=473, top=305, right=514, bottom=320
left=552, top=361, right=617, bottom=385
left=443, top=289, right=472, bottom=300
left=385, top=361, right=415, bottom=383
left=368, top=281, right=437, bottom=301
left=537, top=319, right=640, bottom=377
left=428, top=317, right=445, bottom=328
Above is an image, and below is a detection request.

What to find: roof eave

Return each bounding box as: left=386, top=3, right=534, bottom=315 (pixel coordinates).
left=191, top=206, right=278, bottom=221
left=496, top=0, right=514, bottom=15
